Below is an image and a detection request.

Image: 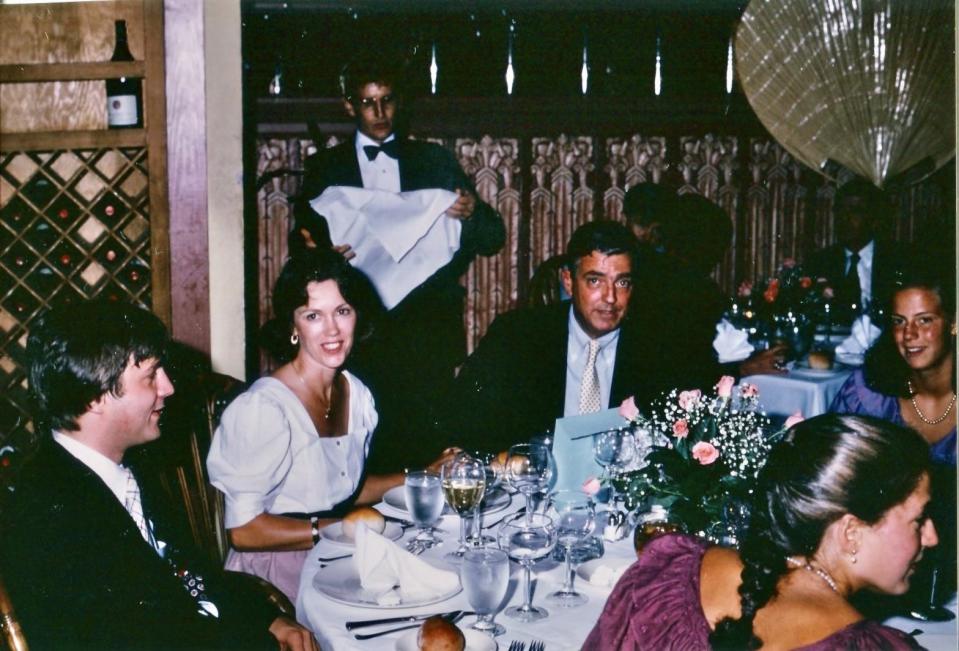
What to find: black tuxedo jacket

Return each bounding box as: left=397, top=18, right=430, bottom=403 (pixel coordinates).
left=0, top=441, right=278, bottom=650
left=442, top=302, right=711, bottom=453
left=805, top=239, right=909, bottom=312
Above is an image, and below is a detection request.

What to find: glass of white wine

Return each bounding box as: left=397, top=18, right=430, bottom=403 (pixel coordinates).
left=441, top=453, right=487, bottom=564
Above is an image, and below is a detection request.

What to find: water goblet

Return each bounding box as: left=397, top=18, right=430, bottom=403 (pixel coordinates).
left=593, top=430, right=635, bottom=508
left=441, top=453, right=487, bottom=564
left=404, top=469, right=444, bottom=545
left=498, top=512, right=557, bottom=622
left=546, top=490, right=596, bottom=607
left=506, top=443, right=554, bottom=524
left=460, top=547, right=510, bottom=636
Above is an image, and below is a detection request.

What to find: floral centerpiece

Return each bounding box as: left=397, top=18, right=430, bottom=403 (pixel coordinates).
left=736, top=257, right=834, bottom=322
left=607, top=376, right=799, bottom=544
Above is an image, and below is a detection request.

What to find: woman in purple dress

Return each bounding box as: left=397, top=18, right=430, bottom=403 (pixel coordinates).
left=830, top=268, right=955, bottom=467
left=583, top=414, right=938, bottom=650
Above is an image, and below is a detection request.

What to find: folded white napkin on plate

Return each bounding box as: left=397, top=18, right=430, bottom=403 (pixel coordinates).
left=588, top=563, right=629, bottom=587
left=310, top=187, right=460, bottom=310
left=835, top=315, right=881, bottom=364
left=713, top=319, right=755, bottom=363
left=354, top=522, right=459, bottom=605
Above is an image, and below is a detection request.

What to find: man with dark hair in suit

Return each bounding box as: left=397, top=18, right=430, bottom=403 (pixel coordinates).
left=292, top=55, right=504, bottom=473
left=0, top=300, right=316, bottom=651
left=444, top=220, right=699, bottom=453
left=806, top=178, right=908, bottom=324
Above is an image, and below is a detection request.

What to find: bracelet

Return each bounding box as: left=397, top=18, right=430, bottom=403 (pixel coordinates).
left=310, top=516, right=320, bottom=546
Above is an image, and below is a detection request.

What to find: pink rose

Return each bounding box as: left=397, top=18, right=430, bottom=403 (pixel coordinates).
left=692, top=441, right=719, bottom=465
left=714, top=375, right=735, bottom=399
left=799, top=276, right=813, bottom=289
left=784, top=411, right=805, bottom=428
left=678, top=389, right=701, bottom=411
left=823, top=287, right=835, bottom=299
left=781, top=257, right=796, bottom=269
left=672, top=419, right=689, bottom=438
left=741, top=383, right=759, bottom=398
left=619, top=396, right=639, bottom=421
left=737, top=281, right=753, bottom=298
left=582, top=477, right=602, bottom=496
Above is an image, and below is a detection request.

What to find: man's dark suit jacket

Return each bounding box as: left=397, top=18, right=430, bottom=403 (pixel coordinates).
left=292, top=136, right=505, bottom=472
left=0, top=440, right=278, bottom=650
left=441, top=302, right=713, bottom=454
left=805, top=239, right=909, bottom=314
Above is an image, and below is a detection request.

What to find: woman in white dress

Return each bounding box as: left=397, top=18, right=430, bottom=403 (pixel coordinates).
left=208, top=248, right=452, bottom=600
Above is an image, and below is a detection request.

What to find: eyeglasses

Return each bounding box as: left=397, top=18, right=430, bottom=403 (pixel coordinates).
left=351, top=94, right=396, bottom=112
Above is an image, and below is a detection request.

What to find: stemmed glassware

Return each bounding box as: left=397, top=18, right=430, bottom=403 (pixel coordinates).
left=403, top=469, right=444, bottom=547
left=506, top=443, right=554, bottom=524
left=593, top=430, right=636, bottom=509
left=546, top=490, right=596, bottom=607
left=440, top=453, right=487, bottom=564
left=459, top=547, right=510, bottom=636
left=467, top=451, right=500, bottom=547
left=498, top=512, right=557, bottom=622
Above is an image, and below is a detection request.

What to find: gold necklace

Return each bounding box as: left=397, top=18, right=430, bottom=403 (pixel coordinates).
left=907, top=381, right=957, bottom=426
left=292, top=363, right=333, bottom=420
left=786, top=557, right=839, bottom=594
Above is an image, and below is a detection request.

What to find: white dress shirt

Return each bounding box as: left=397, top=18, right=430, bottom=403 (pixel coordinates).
left=845, top=240, right=874, bottom=308
left=355, top=132, right=400, bottom=192
left=563, top=306, right=620, bottom=417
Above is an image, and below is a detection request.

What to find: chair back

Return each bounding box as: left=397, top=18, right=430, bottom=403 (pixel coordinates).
left=0, top=571, right=28, bottom=651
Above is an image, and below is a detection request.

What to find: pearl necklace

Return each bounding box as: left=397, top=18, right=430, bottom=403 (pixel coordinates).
left=292, top=363, right=333, bottom=420
left=786, top=557, right=839, bottom=594
left=907, top=381, right=957, bottom=426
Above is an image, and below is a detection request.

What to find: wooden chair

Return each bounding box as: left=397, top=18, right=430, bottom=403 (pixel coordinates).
left=0, top=571, right=28, bottom=651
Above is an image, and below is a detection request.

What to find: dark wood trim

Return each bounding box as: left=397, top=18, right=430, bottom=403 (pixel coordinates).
left=0, top=129, right=145, bottom=152
left=0, top=61, right=144, bottom=83
left=144, top=0, right=172, bottom=329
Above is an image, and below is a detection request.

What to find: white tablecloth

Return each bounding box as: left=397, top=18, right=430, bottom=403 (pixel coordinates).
left=296, top=497, right=956, bottom=651
left=743, top=366, right=852, bottom=418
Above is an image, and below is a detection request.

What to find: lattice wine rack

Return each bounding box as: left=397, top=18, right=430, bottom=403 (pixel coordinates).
left=0, top=147, right=152, bottom=449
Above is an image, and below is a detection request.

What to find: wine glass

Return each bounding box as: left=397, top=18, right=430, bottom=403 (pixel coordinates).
left=404, top=470, right=444, bottom=546
left=441, top=453, right=487, bottom=564
left=460, top=547, right=510, bottom=637
left=498, top=512, right=557, bottom=622
left=467, top=451, right=500, bottom=547
left=593, top=430, right=636, bottom=508
left=506, top=443, right=554, bottom=524
left=546, top=490, right=596, bottom=607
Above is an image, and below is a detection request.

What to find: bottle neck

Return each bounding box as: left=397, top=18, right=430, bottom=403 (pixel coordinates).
left=112, top=20, right=133, bottom=61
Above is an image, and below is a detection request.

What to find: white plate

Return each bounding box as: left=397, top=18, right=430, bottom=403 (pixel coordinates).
left=834, top=351, right=864, bottom=367
left=320, top=521, right=403, bottom=547
left=396, top=627, right=497, bottom=651
left=384, top=486, right=511, bottom=516
left=576, top=558, right=632, bottom=588
left=312, top=558, right=461, bottom=609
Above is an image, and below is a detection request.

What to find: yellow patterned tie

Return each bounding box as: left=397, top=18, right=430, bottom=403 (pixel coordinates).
left=579, top=339, right=602, bottom=414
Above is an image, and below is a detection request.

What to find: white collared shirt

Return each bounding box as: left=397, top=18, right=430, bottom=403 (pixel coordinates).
left=355, top=131, right=400, bottom=192
left=564, top=306, right=620, bottom=417
left=845, top=240, right=874, bottom=308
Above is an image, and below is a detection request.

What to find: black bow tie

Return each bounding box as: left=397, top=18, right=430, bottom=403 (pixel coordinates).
left=363, top=140, right=400, bottom=161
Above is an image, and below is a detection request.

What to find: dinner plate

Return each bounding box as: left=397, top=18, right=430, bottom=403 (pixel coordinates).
left=396, top=627, right=497, bottom=651
left=384, top=486, right=511, bottom=516
left=320, top=521, right=403, bottom=547
left=576, top=558, right=632, bottom=588
left=312, top=557, right=461, bottom=609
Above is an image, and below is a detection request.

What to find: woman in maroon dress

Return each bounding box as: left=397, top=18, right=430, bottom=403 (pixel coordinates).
left=584, top=414, right=937, bottom=650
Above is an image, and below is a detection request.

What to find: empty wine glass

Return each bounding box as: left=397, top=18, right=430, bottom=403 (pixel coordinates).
left=546, top=490, right=596, bottom=607
left=404, top=470, right=444, bottom=545
left=593, top=430, right=636, bottom=508
left=467, top=451, right=500, bottom=547
left=460, top=547, right=510, bottom=636
left=498, top=512, right=557, bottom=622
left=441, top=453, right=487, bottom=564
left=506, top=443, right=554, bottom=524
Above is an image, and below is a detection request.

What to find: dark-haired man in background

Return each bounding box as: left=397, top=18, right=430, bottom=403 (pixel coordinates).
left=292, top=57, right=504, bottom=472
left=0, top=300, right=315, bottom=651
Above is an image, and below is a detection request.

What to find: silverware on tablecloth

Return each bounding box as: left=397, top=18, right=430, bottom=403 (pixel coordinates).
left=486, top=506, right=526, bottom=530
left=352, top=610, right=464, bottom=640
left=317, top=553, right=352, bottom=563
left=345, top=609, right=473, bottom=631
left=529, top=640, right=545, bottom=651
left=507, top=641, right=526, bottom=651
left=382, top=515, right=416, bottom=529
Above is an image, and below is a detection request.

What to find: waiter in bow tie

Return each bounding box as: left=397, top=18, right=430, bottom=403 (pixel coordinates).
left=291, top=54, right=505, bottom=474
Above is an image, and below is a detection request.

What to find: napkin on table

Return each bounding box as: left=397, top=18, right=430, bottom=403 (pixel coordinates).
left=834, top=315, right=881, bottom=364
left=713, top=319, right=755, bottom=364
left=354, top=522, right=459, bottom=606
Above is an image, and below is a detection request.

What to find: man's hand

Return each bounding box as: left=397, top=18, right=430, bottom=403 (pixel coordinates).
left=445, top=188, right=476, bottom=220
left=269, top=616, right=318, bottom=651
left=427, top=447, right=463, bottom=473
left=739, top=344, right=789, bottom=377
left=298, top=227, right=318, bottom=249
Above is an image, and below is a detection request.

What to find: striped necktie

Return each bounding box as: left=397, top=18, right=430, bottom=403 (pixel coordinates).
left=122, top=467, right=153, bottom=545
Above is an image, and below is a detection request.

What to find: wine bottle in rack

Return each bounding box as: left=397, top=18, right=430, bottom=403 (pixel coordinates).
left=106, top=20, right=143, bottom=129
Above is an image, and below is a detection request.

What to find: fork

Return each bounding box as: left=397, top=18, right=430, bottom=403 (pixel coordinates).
left=529, top=641, right=545, bottom=651
left=507, top=642, right=526, bottom=651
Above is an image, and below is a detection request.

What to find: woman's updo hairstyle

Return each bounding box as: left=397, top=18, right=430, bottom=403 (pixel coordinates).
left=711, top=414, right=930, bottom=650
left=260, top=248, right=382, bottom=363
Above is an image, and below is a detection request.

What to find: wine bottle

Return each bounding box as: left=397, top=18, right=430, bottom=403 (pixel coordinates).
left=106, top=20, right=143, bottom=129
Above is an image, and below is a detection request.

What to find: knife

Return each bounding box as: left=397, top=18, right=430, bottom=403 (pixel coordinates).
left=351, top=611, right=470, bottom=640
left=486, top=505, right=526, bottom=530
left=345, top=609, right=471, bottom=631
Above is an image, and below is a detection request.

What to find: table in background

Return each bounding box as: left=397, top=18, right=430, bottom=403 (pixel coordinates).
left=743, top=365, right=852, bottom=418
left=883, top=596, right=958, bottom=651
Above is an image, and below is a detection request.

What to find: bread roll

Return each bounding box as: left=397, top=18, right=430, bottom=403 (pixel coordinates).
left=490, top=450, right=509, bottom=478
left=807, top=351, right=833, bottom=370
left=417, top=616, right=466, bottom=651
left=341, top=506, right=386, bottom=540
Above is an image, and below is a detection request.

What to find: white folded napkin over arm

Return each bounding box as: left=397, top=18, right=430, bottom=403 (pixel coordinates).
left=713, top=319, right=755, bottom=364
left=834, top=315, right=882, bottom=364
left=354, top=522, right=460, bottom=606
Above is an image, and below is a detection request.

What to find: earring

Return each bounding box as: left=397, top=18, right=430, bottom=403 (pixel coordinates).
left=290, top=332, right=299, bottom=345
left=849, top=549, right=858, bottom=564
